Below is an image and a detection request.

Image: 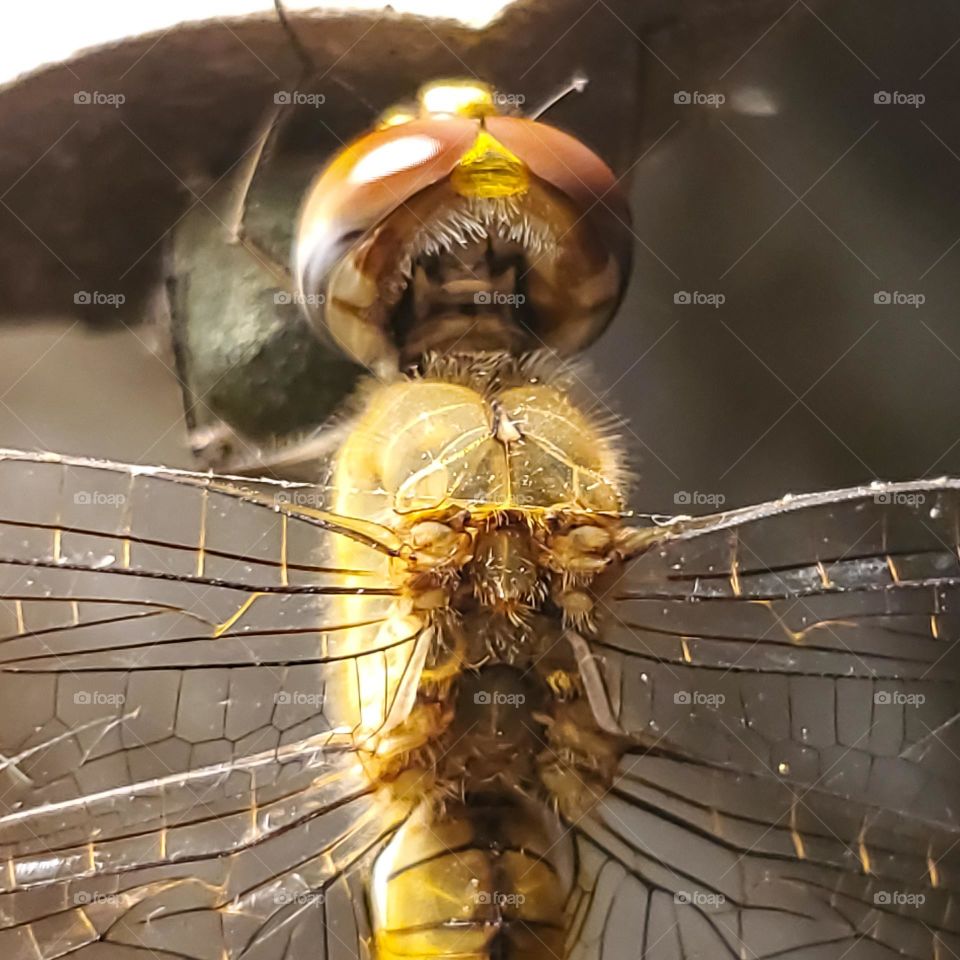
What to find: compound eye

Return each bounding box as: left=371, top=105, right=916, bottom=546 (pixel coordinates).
left=483, top=116, right=632, bottom=353
left=294, top=85, right=632, bottom=371
left=294, top=118, right=478, bottom=367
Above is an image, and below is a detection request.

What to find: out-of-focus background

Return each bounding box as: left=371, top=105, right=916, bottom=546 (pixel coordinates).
left=1, top=0, right=959, bottom=513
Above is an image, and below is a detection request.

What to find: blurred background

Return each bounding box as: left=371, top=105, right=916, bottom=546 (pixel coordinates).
left=1, top=0, right=959, bottom=513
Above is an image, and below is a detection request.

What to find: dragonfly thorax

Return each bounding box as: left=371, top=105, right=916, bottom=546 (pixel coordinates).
left=332, top=353, right=625, bottom=522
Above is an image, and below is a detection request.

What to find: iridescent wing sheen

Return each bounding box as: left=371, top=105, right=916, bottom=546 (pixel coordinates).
left=573, top=480, right=960, bottom=960
left=0, top=451, right=420, bottom=960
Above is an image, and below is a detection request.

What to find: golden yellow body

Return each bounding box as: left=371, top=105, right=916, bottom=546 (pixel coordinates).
left=325, top=355, right=627, bottom=960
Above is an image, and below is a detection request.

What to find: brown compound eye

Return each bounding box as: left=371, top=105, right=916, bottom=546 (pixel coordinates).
left=294, top=117, right=480, bottom=368
left=293, top=81, right=632, bottom=371
left=484, top=115, right=632, bottom=354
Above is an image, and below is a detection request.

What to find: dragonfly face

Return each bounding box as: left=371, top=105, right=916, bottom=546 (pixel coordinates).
left=295, top=80, right=631, bottom=372
left=1, top=68, right=959, bottom=960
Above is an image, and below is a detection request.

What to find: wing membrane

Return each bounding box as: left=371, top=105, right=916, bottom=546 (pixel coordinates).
left=576, top=480, right=960, bottom=958
left=571, top=755, right=959, bottom=960
left=0, top=452, right=416, bottom=959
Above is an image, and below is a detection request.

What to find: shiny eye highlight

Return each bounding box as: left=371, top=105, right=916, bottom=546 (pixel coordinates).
left=347, top=135, right=444, bottom=184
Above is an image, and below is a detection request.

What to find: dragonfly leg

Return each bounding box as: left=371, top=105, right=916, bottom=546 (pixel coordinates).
left=537, top=697, right=626, bottom=821
left=222, top=101, right=294, bottom=288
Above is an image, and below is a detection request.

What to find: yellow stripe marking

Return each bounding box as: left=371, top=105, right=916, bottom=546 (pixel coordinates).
left=77, top=907, right=97, bottom=937
left=14, top=600, right=24, bottom=635
left=159, top=826, right=167, bottom=860
left=928, top=854, right=940, bottom=888
left=71, top=600, right=80, bottom=626
left=885, top=554, right=900, bottom=584
left=121, top=537, right=131, bottom=569
left=26, top=924, right=43, bottom=960
left=790, top=802, right=806, bottom=859
left=858, top=832, right=872, bottom=874
left=213, top=594, right=263, bottom=638
left=52, top=527, right=62, bottom=564
left=196, top=487, right=209, bottom=578
left=6, top=856, right=16, bottom=890
left=816, top=560, right=832, bottom=588
left=930, top=615, right=940, bottom=639
left=280, top=513, right=289, bottom=587
left=680, top=638, right=692, bottom=664
left=729, top=559, right=742, bottom=597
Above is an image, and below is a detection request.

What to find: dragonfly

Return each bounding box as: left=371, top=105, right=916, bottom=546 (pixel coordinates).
left=0, top=72, right=957, bottom=960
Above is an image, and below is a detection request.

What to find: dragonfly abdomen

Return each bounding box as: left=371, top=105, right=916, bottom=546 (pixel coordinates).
left=370, top=793, right=570, bottom=960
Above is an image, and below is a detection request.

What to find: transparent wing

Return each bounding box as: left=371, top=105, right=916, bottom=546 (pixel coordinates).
left=573, top=479, right=960, bottom=959
left=0, top=451, right=418, bottom=960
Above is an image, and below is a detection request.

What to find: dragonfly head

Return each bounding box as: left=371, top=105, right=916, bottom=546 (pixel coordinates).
left=294, top=78, right=632, bottom=371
